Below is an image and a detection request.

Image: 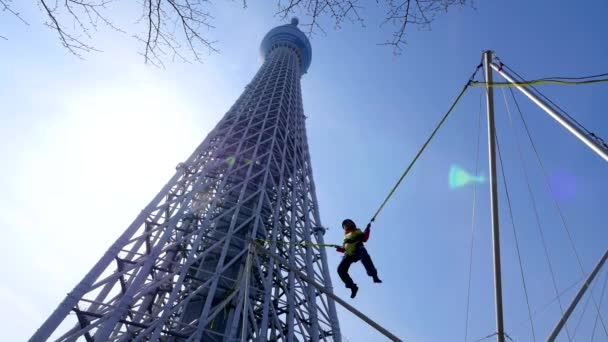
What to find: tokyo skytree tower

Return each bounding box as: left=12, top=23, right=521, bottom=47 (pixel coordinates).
left=32, top=18, right=342, bottom=342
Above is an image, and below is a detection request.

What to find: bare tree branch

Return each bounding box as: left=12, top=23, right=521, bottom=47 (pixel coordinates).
left=130, top=0, right=219, bottom=67
left=38, top=0, right=110, bottom=57
left=276, top=0, right=468, bottom=54
left=380, top=0, right=467, bottom=53
left=1, top=0, right=29, bottom=25
left=1, top=0, right=29, bottom=40
left=277, top=0, right=365, bottom=36
left=35, top=0, right=217, bottom=65
left=5, top=0, right=470, bottom=64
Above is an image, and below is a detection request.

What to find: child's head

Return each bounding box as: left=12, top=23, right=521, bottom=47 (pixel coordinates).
left=342, top=219, right=356, bottom=230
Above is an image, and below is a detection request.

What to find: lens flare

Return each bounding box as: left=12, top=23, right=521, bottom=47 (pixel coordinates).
left=225, top=156, right=236, bottom=167
left=449, top=165, right=485, bottom=189
left=549, top=171, right=576, bottom=202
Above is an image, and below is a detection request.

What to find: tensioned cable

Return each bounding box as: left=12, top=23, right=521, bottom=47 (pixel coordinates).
left=464, top=89, right=484, bottom=342
left=510, top=277, right=584, bottom=334
left=495, top=90, right=537, bottom=341
left=498, top=89, right=536, bottom=340
left=369, top=64, right=483, bottom=224
left=500, top=63, right=591, bottom=134
left=591, top=269, right=608, bottom=341
left=499, top=62, right=608, bottom=150
left=470, top=331, right=516, bottom=342
left=535, top=72, right=608, bottom=80
left=507, top=87, right=608, bottom=336
left=470, top=78, right=608, bottom=88
left=502, top=85, right=572, bottom=341
left=570, top=271, right=599, bottom=339
left=471, top=332, right=498, bottom=342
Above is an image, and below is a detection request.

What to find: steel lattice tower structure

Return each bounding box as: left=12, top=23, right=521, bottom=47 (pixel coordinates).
left=32, top=18, right=342, bottom=342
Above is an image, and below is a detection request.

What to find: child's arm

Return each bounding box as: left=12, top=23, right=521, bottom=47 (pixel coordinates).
left=362, top=223, right=371, bottom=242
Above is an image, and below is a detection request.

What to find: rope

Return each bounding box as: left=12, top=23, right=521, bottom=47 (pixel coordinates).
left=369, top=64, right=482, bottom=224
left=508, top=87, right=608, bottom=336
left=470, top=77, right=608, bottom=88
left=255, top=239, right=340, bottom=248
left=570, top=276, right=595, bottom=339
left=494, top=104, right=537, bottom=342
left=533, top=72, right=608, bottom=80
left=503, top=83, right=572, bottom=341
left=499, top=62, right=608, bottom=150
left=591, top=270, right=608, bottom=341
left=470, top=332, right=498, bottom=342
left=470, top=332, right=515, bottom=342
left=510, top=277, right=584, bottom=334
left=464, top=89, right=483, bottom=342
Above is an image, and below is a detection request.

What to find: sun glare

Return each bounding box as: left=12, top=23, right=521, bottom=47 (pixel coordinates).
left=18, top=80, right=200, bottom=268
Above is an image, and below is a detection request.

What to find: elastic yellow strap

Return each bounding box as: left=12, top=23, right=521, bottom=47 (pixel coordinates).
left=255, top=239, right=340, bottom=248
left=369, top=73, right=477, bottom=224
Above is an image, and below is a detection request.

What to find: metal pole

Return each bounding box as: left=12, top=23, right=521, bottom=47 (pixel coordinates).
left=490, top=62, right=608, bottom=163
left=252, top=242, right=403, bottom=342
left=547, top=249, right=608, bottom=341
left=484, top=50, right=506, bottom=342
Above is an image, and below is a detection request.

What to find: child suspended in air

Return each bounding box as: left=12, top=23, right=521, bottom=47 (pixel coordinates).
left=336, top=219, right=382, bottom=298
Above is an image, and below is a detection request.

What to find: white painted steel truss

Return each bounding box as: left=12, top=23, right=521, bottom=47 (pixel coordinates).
left=32, top=44, right=341, bottom=341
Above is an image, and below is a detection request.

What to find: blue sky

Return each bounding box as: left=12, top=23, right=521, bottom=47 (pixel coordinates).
left=1, top=1, right=607, bottom=341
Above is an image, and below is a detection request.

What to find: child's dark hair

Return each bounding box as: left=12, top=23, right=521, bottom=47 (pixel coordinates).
left=342, top=219, right=356, bottom=229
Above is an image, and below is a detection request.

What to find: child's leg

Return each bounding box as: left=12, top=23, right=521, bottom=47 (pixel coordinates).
left=337, top=257, right=356, bottom=288
left=359, top=248, right=378, bottom=278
